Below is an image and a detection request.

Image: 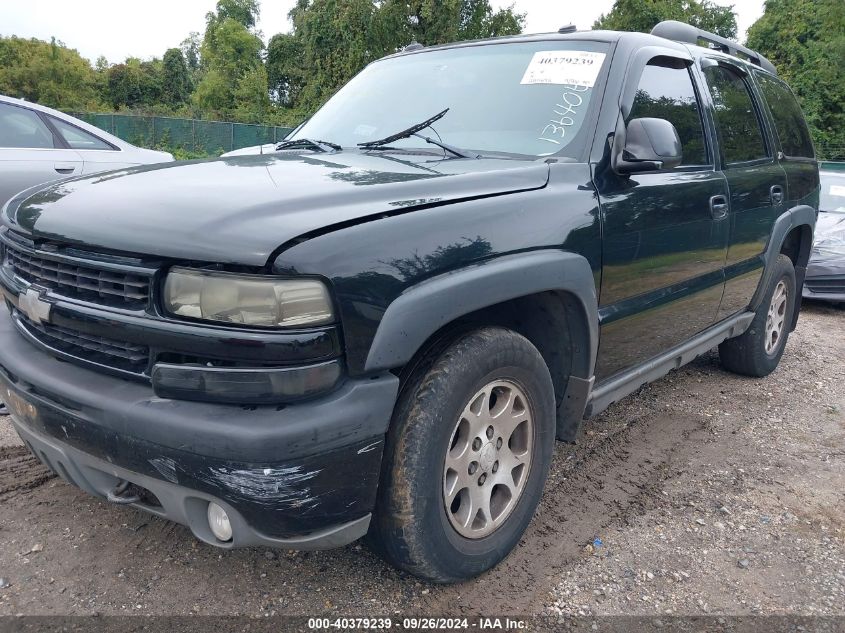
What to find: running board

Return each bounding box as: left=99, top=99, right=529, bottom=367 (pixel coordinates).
left=586, top=311, right=755, bottom=417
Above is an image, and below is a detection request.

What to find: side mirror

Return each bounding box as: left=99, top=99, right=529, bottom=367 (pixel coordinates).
left=614, top=117, right=683, bottom=174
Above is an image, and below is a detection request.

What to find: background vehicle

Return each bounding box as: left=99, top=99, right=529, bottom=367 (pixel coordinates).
left=0, top=21, right=817, bottom=583
left=0, top=95, right=173, bottom=208
left=803, top=164, right=845, bottom=303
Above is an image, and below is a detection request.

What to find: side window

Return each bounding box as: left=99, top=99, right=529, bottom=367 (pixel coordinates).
left=755, top=73, right=814, bottom=158
left=628, top=62, right=708, bottom=166
left=48, top=116, right=114, bottom=150
left=703, top=64, right=769, bottom=164
left=0, top=103, right=57, bottom=149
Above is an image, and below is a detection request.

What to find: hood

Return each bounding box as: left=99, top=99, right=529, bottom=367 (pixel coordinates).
left=137, top=148, right=176, bottom=163
left=221, top=144, right=277, bottom=157
left=3, top=152, right=549, bottom=267
left=811, top=210, right=845, bottom=262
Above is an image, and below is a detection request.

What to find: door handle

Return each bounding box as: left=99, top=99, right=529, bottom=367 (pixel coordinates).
left=770, top=185, right=784, bottom=205
left=54, top=165, right=76, bottom=174
left=709, top=194, right=729, bottom=220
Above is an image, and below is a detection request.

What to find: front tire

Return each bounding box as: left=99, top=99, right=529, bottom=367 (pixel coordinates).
left=369, top=327, right=555, bottom=583
left=719, top=254, right=796, bottom=377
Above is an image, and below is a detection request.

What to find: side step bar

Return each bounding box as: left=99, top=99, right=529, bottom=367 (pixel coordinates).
left=586, top=311, right=755, bottom=417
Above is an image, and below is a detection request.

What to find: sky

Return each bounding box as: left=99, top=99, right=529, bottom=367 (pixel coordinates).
left=1, top=0, right=766, bottom=65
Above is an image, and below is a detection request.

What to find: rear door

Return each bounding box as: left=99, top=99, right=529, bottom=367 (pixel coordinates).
left=594, top=55, right=730, bottom=380
left=752, top=71, right=819, bottom=223
left=697, top=60, right=789, bottom=319
left=42, top=115, right=135, bottom=175
left=0, top=102, right=83, bottom=207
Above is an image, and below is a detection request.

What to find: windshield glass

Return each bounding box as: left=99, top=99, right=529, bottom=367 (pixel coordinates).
left=820, top=171, right=845, bottom=213
left=292, top=41, right=610, bottom=157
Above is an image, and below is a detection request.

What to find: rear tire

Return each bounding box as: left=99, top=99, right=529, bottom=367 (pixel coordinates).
left=719, top=254, right=796, bottom=377
left=369, top=327, right=555, bottom=583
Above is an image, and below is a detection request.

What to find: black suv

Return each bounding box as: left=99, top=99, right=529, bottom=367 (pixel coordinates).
left=0, top=21, right=818, bottom=582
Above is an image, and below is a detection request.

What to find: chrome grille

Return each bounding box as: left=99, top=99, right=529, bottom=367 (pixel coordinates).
left=15, top=312, right=150, bottom=376
left=2, top=239, right=151, bottom=310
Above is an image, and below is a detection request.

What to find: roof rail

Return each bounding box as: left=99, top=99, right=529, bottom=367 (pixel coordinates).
left=651, top=20, right=777, bottom=76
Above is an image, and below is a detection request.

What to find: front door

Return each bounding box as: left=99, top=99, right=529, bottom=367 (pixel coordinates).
left=594, top=58, right=729, bottom=380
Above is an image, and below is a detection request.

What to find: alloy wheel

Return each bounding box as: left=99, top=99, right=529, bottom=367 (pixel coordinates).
left=443, top=379, right=533, bottom=539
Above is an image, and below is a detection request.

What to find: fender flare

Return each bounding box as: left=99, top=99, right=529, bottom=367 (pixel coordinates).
left=363, top=250, right=599, bottom=380
left=749, top=204, right=816, bottom=312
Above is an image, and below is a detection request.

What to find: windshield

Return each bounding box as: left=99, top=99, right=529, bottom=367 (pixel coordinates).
left=292, top=41, right=610, bottom=157
left=820, top=171, right=845, bottom=213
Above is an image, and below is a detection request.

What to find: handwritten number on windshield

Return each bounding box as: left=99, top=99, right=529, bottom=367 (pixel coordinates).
left=539, top=85, right=589, bottom=146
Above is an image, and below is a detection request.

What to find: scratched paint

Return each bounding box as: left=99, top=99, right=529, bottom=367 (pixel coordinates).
left=149, top=456, right=179, bottom=484
left=200, top=465, right=322, bottom=511
left=357, top=441, right=381, bottom=454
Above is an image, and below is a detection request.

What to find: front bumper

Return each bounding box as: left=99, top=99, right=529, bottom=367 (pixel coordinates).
left=802, top=260, right=845, bottom=302
left=0, top=308, right=399, bottom=548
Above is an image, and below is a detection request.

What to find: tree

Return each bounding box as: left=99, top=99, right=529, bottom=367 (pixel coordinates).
left=104, top=58, right=162, bottom=109
left=292, top=0, right=381, bottom=111
left=593, top=0, right=737, bottom=38
left=376, top=0, right=524, bottom=46
left=194, top=1, right=269, bottom=119
left=161, top=48, right=191, bottom=106
left=0, top=36, right=102, bottom=109
left=277, top=0, right=524, bottom=113
left=267, top=33, right=305, bottom=107
left=747, top=0, right=844, bottom=157
left=210, top=0, right=261, bottom=29
left=181, top=32, right=202, bottom=71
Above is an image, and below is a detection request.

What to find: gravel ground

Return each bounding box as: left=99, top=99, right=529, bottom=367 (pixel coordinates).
left=0, top=301, right=842, bottom=617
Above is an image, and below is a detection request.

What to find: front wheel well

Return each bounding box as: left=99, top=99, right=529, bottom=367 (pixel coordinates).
left=394, top=291, right=591, bottom=422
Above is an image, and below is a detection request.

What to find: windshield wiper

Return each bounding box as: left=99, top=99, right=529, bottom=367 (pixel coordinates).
left=357, top=109, right=479, bottom=159
left=276, top=138, right=341, bottom=153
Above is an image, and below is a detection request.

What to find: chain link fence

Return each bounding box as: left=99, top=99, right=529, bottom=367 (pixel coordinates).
left=72, top=113, right=293, bottom=157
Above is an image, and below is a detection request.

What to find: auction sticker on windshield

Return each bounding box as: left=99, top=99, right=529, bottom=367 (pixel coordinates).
left=520, top=51, right=606, bottom=87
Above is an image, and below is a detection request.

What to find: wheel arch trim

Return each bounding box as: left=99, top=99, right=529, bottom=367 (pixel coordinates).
left=363, top=250, right=599, bottom=381
left=750, top=204, right=816, bottom=313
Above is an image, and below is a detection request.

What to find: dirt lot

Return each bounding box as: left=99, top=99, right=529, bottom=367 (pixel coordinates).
left=0, top=302, right=842, bottom=617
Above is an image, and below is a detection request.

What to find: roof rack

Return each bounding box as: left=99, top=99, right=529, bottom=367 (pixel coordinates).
left=651, top=20, right=777, bottom=76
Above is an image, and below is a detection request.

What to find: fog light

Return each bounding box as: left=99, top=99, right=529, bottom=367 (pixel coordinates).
left=152, top=360, right=342, bottom=404
left=207, top=502, right=233, bottom=542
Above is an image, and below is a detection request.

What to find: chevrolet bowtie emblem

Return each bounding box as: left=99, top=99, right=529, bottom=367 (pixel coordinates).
left=19, top=288, right=52, bottom=325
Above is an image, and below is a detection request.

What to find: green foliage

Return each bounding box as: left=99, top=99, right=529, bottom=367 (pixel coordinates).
left=0, top=0, right=523, bottom=128
left=162, top=48, right=191, bottom=106
left=594, top=0, right=737, bottom=38
left=209, top=0, right=261, bottom=29
left=0, top=36, right=103, bottom=109
left=747, top=0, right=845, bottom=157
left=194, top=2, right=269, bottom=120
left=266, top=33, right=304, bottom=107
left=285, top=0, right=524, bottom=113
left=292, top=0, right=384, bottom=111
left=105, top=58, right=162, bottom=109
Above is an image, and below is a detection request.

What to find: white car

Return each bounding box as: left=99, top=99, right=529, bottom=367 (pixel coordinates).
left=0, top=95, right=173, bottom=208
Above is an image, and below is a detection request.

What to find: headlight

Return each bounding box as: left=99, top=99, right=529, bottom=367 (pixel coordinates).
left=163, top=268, right=334, bottom=328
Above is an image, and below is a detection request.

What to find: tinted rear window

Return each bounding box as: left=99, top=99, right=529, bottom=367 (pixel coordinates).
left=703, top=64, right=769, bottom=164
left=755, top=73, right=815, bottom=159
